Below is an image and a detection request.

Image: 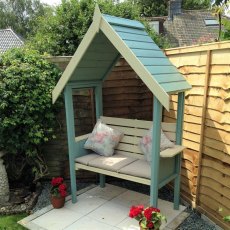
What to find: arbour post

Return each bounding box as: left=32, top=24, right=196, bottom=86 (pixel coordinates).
left=150, top=97, right=162, bottom=207
left=64, top=85, right=77, bottom=203
left=174, top=92, right=185, bottom=209
left=95, top=84, right=105, bottom=188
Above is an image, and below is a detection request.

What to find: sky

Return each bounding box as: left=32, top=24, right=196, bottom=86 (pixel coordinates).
left=40, top=0, right=62, bottom=6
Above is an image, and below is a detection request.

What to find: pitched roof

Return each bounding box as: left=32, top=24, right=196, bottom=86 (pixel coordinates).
left=0, top=29, right=24, bottom=53
left=164, top=10, right=219, bottom=47
left=52, top=6, right=191, bottom=110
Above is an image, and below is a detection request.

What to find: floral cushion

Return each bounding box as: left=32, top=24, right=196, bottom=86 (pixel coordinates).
left=139, top=127, right=175, bottom=162
left=84, top=119, right=123, bottom=157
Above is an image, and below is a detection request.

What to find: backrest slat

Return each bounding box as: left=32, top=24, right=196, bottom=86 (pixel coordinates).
left=101, top=116, right=176, bottom=155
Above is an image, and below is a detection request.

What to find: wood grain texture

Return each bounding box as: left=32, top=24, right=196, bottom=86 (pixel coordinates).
left=165, top=43, right=230, bottom=226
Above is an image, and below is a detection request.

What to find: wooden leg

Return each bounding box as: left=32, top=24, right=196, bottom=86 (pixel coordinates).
left=150, top=97, right=162, bottom=207
left=99, top=174, right=105, bottom=188
left=70, top=160, right=77, bottom=203
left=173, top=154, right=181, bottom=210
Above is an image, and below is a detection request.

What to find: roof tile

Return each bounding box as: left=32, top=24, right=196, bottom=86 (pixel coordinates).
left=0, top=29, right=24, bottom=53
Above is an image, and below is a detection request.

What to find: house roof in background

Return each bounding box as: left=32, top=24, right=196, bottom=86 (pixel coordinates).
left=164, top=10, right=219, bottom=47
left=52, top=5, right=191, bottom=110
left=0, top=29, right=24, bottom=53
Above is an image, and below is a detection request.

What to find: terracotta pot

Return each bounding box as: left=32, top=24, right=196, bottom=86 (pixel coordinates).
left=51, top=196, right=65, bottom=208
left=139, top=221, right=159, bottom=230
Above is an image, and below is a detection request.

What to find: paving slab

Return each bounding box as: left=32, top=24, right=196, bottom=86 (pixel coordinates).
left=19, top=184, right=187, bottom=230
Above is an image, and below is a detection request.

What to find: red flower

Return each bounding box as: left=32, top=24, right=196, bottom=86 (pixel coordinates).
left=51, top=177, right=63, bottom=186
left=128, top=205, right=166, bottom=229
left=59, top=184, right=66, bottom=191
left=50, top=177, right=67, bottom=198
left=147, top=222, right=154, bottom=228
left=60, top=190, right=67, bottom=197
left=153, top=207, right=160, bottom=213
left=129, top=205, right=144, bottom=218
left=144, top=208, right=152, bottom=220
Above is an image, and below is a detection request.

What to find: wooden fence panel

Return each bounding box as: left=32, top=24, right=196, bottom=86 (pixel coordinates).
left=165, top=41, right=230, bottom=229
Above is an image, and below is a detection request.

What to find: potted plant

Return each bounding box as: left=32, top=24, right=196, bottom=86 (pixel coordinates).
left=129, top=205, right=166, bottom=230
left=50, top=177, right=67, bottom=208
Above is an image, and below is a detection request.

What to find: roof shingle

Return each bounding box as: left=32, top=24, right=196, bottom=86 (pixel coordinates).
left=164, top=10, right=219, bottom=47
left=0, top=29, right=24, bottom=53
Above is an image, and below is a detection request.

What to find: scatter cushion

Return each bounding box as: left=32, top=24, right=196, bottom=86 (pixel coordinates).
left=119, top=159, right=151, bottom=179
left=84, top=119, right=123, bottom=157
left=139, top=127, right=175, bottom=162
left=75, top=153, right=99, bottom=165
left=88, top=153, right=137, bottom=172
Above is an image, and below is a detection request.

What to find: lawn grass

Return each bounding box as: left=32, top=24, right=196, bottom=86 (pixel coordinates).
left=0, top=213, right=27, bottom=230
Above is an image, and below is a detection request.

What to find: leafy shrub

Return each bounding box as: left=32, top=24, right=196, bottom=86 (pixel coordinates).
left=28, top=0, right=169, bottom=56
left=0, top=48, right=61, bottom=182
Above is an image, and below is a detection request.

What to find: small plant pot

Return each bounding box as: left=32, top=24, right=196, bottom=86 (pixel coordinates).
left=51, top=196, right=65, bottom=209
left=139, top=221, right=159, bottom=230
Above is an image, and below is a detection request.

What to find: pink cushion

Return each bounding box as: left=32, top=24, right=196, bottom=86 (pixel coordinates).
left=139, top=127, right=174, bottom=162
left=84, top=119, right=123, bottom=157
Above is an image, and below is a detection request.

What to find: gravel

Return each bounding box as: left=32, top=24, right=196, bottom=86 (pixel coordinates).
left=32, top=179, right=220, bottom=229
left=32, top=181, right=91, bottom=213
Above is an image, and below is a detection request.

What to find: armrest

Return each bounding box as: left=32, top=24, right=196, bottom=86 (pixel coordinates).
left=160, top=145, right=186, bottom=158
left=75, top=133, right=91, bottom=142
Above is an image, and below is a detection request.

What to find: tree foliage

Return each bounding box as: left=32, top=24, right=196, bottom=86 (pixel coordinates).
left=212, top=0, right=230, bottom=41
left=0, top=48, right=61, bottom=182
left=182, top=0, right=210, bottom=10
left=28, top=0, right=170, bottom=56
left=221, top=18, right=230, bottom=40
left=130, top=0, right=168, bottom=17
left=28, top=0, right=140, bottom=55
left=0, top=0, right=50, bottom=38
left=131, top=0, right=211, bottom=16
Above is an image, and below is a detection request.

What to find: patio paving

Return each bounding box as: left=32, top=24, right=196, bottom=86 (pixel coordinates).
left=19, top=184, right=187, bottom=230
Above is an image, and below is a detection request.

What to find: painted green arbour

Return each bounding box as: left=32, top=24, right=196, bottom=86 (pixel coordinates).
left=52, top=5, right=191, bottom=208
left=52, top=5, right=191, bottom=109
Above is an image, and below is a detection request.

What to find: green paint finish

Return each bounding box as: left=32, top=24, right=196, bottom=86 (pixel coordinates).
left=160, top=81, right=192, bottom=93
left=174, top=92, right=185, bottom=210
left=103, top=14, right=145, bottom=29
left=117, top=31, right=153, bottom=43
left=102, top=54, right=121, bottom=81
left=146, top=65, right=179, bottom=75
left=67, top=16, right=191, bottom=97
left=158, top=157, right=175, bottom=185
left=76, top=139, right=91, bottom=157
left=64, top=86, right=77, bottom=203
left=150, top=97, right=162, bottom=207
left=176, top=92, right=185, bottom=145
left=159, top=173, right=178, bottom=189
left=68, top=81, right=101, bottom=89
left=154, top=73, right=187, bottom=83
left=71, top=68, right=107, bottom=81
left=78, top=60, right=113, bottom=68
left=95, top=84, right=103, bottom=120
left=112, top=24, right=148, bottom=35
left=139, top=57, right=172, bottom=66
left=126, top=40, right=159, bottom=49
left=94, top=84, right=105, bottom=187
left=133, top=49, right=165, bottom=58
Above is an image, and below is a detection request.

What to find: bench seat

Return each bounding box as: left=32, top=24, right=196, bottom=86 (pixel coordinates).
left=75, top=153, right=137, bottom=172
left=75, top=144, right=185, bottom=183
left=73, top=116, right=185, bottom=208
